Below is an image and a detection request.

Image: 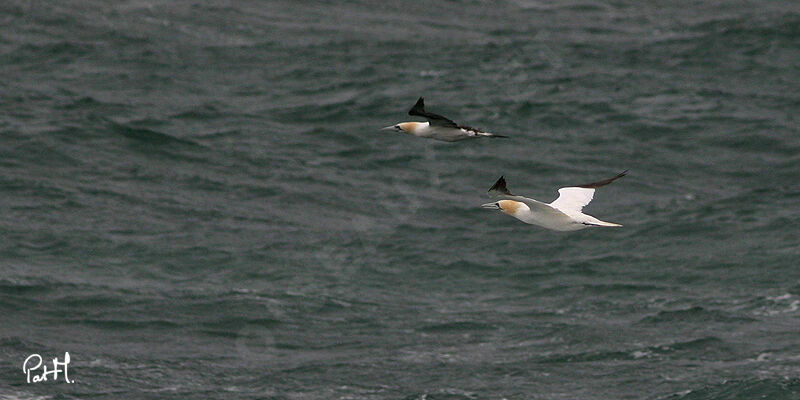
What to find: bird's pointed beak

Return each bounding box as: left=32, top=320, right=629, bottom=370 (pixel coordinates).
left=381, top=125, right=397, bottom=131
left=481, top=202, right=501, bottom=210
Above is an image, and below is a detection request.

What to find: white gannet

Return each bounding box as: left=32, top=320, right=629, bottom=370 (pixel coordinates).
left=381, top=97, right=508, bottom=142
left=481, top=171, right=627, bottom=231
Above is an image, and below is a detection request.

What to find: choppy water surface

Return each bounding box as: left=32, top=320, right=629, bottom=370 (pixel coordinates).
left=1, top=1, right=799, bottom=399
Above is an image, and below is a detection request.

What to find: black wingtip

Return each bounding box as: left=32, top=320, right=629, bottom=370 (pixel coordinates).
left=612, top=170, right=629, bottom=180
left=578, top=170, right=628, bottom=189
left=488, top=176, right=512, bottom=195
left=408, top=97, right=425, bottom=116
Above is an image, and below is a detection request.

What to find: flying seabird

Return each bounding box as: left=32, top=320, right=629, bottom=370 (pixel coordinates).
left=481, top=171, right=627, bottom=231
left=381, top=97, right=508, bottom=142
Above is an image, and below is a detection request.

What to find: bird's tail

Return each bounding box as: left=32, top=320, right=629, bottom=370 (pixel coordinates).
left=583, top=219, right=622, bottom=227
left=479, top=132, right=509, bottom=139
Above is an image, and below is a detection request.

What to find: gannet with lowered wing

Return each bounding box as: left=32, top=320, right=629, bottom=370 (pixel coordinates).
left=481, top=171, right=627, bottom=231
left=381, top=97, right=508, bottom=142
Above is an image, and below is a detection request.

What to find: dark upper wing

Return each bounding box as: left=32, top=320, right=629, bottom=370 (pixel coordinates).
left=408, top=97, right=458, bottom=128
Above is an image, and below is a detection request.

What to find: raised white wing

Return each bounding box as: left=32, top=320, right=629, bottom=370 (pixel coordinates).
left=549, top=171, right=628, bottom=214
left=549, top=187, right=595, bottom=213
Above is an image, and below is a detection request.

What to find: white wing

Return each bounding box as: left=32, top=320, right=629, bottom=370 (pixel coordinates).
left=549, top=171, right=628, bottom=214
left=549, top=187, right=595, bottom=213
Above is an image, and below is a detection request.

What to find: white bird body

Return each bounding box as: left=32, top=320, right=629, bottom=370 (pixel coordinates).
left=382, top=97, right=508, bottom=142
left=481, top=172, right=627, bottom=231
left=389, top=121, right=501, bottom=142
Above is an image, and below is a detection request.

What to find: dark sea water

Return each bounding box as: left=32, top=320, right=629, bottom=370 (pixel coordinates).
left=1, top=1, right=800, bottom=399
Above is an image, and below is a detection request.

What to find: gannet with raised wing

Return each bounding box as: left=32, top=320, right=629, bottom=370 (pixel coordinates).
left=481, top=172, right=627, bottom=231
